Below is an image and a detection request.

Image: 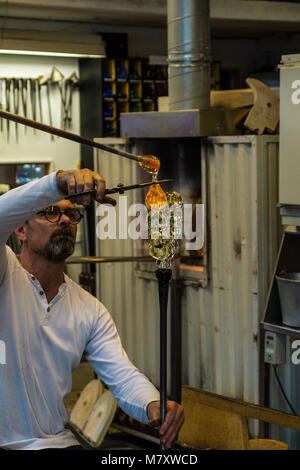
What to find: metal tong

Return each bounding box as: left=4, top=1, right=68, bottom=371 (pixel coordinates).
left=5, top=78, right=11, bottom=141
left=64, top=179, right=172, bottom=200
left=12, top=78, right=20, bottom=142
left=64, top=72, right=78, bottom=129
left=20, top=78, right=28, bottom=135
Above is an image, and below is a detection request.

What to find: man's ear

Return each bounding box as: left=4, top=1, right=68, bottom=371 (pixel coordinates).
left=14, top=224, right=27, bottom=243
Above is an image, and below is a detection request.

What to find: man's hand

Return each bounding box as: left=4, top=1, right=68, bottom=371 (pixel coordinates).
left=56, top=169, right=116, bottom=207
left=147, top=400, right=184, bottom=450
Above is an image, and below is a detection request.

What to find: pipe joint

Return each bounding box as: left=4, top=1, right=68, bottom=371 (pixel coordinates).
left=168, top=52, right=211, bottom=69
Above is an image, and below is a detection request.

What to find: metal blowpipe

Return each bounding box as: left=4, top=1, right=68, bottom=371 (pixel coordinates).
left=0, top=109, right=141, bottom=163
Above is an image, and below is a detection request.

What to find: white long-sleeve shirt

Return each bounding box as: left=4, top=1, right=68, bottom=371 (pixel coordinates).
left=0, top=172, right=160, bottom=450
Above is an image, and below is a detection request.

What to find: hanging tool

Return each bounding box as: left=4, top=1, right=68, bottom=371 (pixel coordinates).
left=37, top=75, right=47, bottom=123
left=37, top=75, right=54, bottom=140
left=29, top=78, right=37, bottom=134
left=63, top=76, right=69, bottom=129
left=51, top=66, right=65, bottom=128
left=20, top=78, right=28, bottom=135
left=46, top=78, right=54, bottom=141
left=64, top=72, right=79, bottom=129
left=64, top=179, right=172, bottom=200
left=5, top=78, right=11, bottom=142
left=12, top=78, right=20, bottom=142
left=38, top=75, right=54, bottom=141
left=0, top=78, right=4, bottom=133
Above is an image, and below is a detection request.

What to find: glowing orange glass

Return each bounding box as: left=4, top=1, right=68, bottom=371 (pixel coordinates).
left=138, top=154, right=168, bottom=210
left=145, top=182, right=167, bottom=210
left=138, top=155, right=160, bottom=175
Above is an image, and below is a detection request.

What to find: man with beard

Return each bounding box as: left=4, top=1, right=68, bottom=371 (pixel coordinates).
left=0, top=168, right=184, bottom=450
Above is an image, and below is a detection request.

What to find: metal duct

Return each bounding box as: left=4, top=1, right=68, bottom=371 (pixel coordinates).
left=167, top=0, right=211, bottom=110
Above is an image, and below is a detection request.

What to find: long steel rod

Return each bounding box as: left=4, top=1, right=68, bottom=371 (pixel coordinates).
left=170, top=257, right=182, bottom=406
left=0, top=109, right=139, bottom=162
left=111, top=423, right=194, bottom=450
left=65, top=256, right=154, bottom=264
left=156, top=268, right=172, bottom=451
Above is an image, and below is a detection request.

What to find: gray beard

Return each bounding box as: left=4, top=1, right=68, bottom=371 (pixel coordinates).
left=34, top=227, right=76, bottom=264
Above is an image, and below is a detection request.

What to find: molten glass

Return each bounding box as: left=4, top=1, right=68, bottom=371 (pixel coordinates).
left=138, top=155, right=160, bottom=176
left=145, top=181, right=167, bottom=210
left=139, top=154, right=166, bottom=210
left=140, top=152, right=182, bottom=266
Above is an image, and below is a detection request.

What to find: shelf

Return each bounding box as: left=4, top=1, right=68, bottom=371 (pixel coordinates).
left=102, top=57, right=167, bottom=136
left=262, top=231, right=300, bottom=338
left=261, top=321, right=300, bottom=339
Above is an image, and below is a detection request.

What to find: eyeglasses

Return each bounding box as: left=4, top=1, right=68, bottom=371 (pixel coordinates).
left=37, top=206, right=83, bottom=224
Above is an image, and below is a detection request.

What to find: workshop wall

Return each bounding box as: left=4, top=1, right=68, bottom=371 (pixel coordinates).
left=0, top=54, right=80, bottom=169
left=0, top=54, right=82, bottom=282
left=212, top=32, right=300, bottom=89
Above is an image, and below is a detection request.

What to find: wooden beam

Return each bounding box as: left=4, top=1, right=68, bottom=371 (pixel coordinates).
left=210, top=89, right=253, bottom=109
left=182, top=386, right=300, bottom=431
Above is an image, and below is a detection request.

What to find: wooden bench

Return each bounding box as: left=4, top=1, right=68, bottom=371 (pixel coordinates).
left=178, top=386, right=300, bottom=450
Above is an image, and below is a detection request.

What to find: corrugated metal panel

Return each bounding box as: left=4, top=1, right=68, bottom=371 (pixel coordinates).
left=181, top=136, right=280, bottom=404
left=93, top=136, right=280, bottom=437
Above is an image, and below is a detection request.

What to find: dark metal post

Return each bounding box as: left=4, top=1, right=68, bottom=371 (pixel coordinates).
left=170, top=257, right=183, bottom=405
left=156, top=268, right=172, bottom=451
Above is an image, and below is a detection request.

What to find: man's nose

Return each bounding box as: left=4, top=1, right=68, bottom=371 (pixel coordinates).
left=58, top=211, right=71, bottom=225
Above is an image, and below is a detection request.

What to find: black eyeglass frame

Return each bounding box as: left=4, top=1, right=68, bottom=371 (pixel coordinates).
left=36, top=206, right=83, bottom=225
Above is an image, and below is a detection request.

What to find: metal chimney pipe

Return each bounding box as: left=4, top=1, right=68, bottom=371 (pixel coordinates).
left=167, top=0, right=211, bottom=110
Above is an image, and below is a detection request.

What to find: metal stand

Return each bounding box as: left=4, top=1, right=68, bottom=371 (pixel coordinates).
left=170, top=257, right=182, bottom=405
left=156, top=268, right=172, bottom=451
